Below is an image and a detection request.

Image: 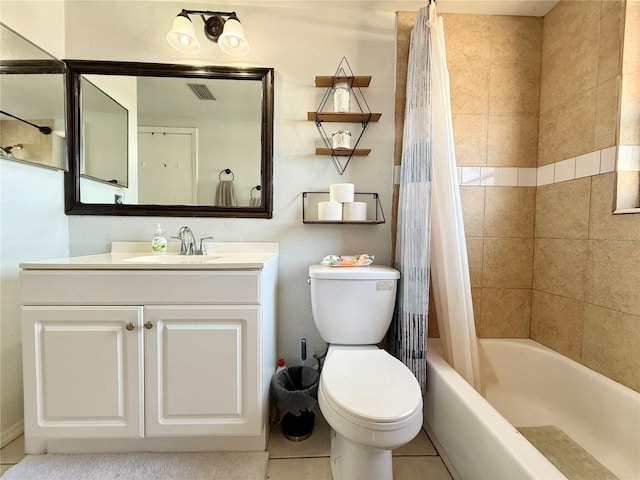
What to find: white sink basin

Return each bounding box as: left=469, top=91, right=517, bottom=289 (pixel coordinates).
left=20, top=242, right=279, bottom=271
left=124, top=254, right=223, bottom=264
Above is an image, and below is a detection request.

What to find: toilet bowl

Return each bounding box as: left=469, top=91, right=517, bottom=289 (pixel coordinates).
left=318, top=346, right=423, bottom=480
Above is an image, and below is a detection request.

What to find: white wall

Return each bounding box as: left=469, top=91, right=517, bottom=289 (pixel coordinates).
left=0, top=160, right=68, bottom=446
left=63, top=1, right=401, bottom=365
left=0, top=1, right=65, bottom=59
left=0, top=0, right=68, bottom=446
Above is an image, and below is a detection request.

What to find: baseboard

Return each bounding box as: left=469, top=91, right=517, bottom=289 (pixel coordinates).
left=1, top=420, right=24, bottom=448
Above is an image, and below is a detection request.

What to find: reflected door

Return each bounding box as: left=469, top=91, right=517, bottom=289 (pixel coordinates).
left=137, top=127, right=197, bottom=205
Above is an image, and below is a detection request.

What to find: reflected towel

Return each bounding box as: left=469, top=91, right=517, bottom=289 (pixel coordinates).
left=249, top=197, right=261, bottom=207
left=215, top=180, right=237, bottom=207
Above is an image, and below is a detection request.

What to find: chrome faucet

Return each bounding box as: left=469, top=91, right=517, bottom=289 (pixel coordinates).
left=174, top=226, right=213, bottom=255
left=175, top=226, right=196, bottom=255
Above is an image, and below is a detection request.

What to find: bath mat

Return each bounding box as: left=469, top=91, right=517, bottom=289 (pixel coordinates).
left=518, top=425, right=618, bottom=480
left=1, top=451, right=269, bottom=480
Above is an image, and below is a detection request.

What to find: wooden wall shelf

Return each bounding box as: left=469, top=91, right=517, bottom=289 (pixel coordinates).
left=314, top=76, right=372, bottom=88
left=315, top=148, right=371, bottom=156
left=307, top=112, right=381, bottom=123
left=302, top=192, right=385, bottom=224
left=308, top=58, right=380, bottom=175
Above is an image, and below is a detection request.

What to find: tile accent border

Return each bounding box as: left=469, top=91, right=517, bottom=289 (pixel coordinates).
left=393, top=146, right=639, bottom=187
left=459, top=146, right=618, bottom=188
left=534, top=146, right=618, bottom=187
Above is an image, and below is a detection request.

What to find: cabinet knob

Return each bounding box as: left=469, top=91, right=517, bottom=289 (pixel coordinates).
left=125, top=322, right=135, bottom=331
left=144, top=321, right=154, bottom=330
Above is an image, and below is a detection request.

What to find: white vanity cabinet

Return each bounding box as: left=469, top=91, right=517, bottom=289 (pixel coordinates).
left=22, top=306, right=144, bottom=439
left=143, top=305, right=260, bottom=437
left=20, top=244, right=277, bottom=454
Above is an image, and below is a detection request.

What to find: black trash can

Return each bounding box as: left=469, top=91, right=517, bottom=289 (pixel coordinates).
left=271, top=366, right=320, bottom=441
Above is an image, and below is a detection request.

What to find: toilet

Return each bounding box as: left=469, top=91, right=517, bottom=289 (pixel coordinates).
left=308, top=264, right=423, bottom=480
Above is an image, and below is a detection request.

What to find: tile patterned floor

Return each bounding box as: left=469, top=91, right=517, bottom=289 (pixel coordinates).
left=266, top=412, right=452, bottom=480
left=0, top=414, right=452, bottom=479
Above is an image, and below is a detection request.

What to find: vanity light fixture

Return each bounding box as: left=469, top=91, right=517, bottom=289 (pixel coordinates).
left=166, top=9, right=249, bottom=56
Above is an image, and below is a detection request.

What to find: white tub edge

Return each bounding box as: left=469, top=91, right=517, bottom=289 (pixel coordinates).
left=424, top=338, right=567, bottom=480
left=480, top=337, right=640, bottom=479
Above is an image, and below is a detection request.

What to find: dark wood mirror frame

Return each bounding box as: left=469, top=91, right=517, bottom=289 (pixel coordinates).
left=64, top=60, right=274, bottom=218
left=1, top=59, right=64, bottom=74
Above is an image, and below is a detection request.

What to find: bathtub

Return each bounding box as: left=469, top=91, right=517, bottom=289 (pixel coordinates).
left=424, top=338, right=640, bottom=480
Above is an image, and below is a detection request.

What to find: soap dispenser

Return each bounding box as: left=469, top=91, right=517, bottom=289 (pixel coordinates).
left=151, top=223, right=167, bottom=253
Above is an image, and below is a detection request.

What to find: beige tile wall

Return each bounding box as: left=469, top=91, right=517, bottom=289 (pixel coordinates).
left=532, top=173, right=640, bottom=391
left=444, top=14, right=542, bottom=169
left=442, top=14, right=541, bottom=339
left=538, top=1, right=624, bottom=165
left=396, top=13, right=541, bottom=340
left=532, top=0, right=640, bottom=392
left=396, top=3, right=640, bottom=393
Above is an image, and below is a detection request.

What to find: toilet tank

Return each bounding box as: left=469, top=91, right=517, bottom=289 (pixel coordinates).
left=308, top=264, right=400, bottom=345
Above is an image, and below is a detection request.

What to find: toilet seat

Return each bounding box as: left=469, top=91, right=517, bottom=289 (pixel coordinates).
left=320, top=349, right=422, bottom=430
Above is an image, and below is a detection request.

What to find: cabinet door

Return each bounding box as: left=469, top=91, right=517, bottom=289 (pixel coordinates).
left=144, top=305, right=260, bottom=436
left=22, top=306, right=144, bottom=438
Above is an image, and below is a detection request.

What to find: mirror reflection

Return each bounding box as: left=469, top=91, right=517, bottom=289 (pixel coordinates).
left=133, top=75, right=262, bottom=206
left=67, top=61, right=273, bottom=218
left=0, top=23, right=66, bottom=171
left=80, top=74, right=262, bottom=206
left=81, top=77, right=128, bottom=188
left=67, top=61, right=273, bottom=217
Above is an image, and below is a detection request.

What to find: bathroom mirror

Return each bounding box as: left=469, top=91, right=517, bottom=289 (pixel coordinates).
left=0, top=23, right=66, bottom=171
left=80, top=77, right=129, bottom=187
left=65, top=60, right=274, bottom=217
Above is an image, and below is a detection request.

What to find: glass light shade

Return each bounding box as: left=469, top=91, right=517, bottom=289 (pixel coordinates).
left=218, top=18, right=250, bottom=56
left=166, top=14, right=201, bottom=54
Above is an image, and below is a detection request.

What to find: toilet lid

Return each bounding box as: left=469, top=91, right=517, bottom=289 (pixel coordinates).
left=321, top=349, right=422, bottom=423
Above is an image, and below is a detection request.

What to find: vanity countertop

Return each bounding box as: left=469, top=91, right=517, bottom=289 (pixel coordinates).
left=20, top=242, right=279, bottom=271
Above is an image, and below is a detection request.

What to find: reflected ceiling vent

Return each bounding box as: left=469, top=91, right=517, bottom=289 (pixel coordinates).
left=187, top=83, right=216, bottom=100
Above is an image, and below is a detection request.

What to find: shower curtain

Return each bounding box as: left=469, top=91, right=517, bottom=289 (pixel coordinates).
left=389, top=5, right=433, bottom=392
left=428, top=2, right=481, bottom=391
left=391, top=3, right=481, bottom=392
